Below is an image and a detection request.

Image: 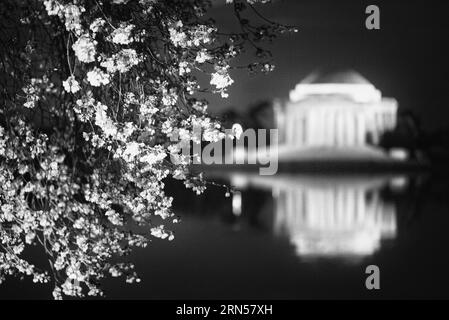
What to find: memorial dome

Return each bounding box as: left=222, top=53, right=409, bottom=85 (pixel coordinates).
left=300, top=69, right=372, bottom=85
left=289, top=69, right=381, bottom=103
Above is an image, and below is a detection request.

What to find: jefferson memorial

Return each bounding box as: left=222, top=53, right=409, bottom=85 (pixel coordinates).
left=273, top=70, right=398, bottom=161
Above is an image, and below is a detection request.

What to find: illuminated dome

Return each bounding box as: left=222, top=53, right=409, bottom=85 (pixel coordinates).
left=300, top=69, right=372, bottom=85
left=289, top=69, right=382, bottom=103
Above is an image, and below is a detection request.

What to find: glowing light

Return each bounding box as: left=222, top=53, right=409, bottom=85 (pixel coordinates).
left=389, top=148, right=408, bottom=161
left=232, top=191, right=242, bottom=217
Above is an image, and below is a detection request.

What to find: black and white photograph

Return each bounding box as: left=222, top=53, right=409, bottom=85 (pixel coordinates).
left=1, top=0, right=449, bottom=309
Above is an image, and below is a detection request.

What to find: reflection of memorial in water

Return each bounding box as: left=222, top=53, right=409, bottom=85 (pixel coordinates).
left=231, top=174, right=405, bottom=259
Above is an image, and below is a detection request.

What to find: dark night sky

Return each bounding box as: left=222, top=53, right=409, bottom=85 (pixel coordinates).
left=207, top=0, right=449, bottom=131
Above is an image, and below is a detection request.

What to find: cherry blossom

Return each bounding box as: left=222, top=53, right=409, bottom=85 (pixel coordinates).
left=110, top=24, right=135, bottom=45
left=62, top=76, right=81, bottom=93
left=72, top=35, right=97, bottom=63
left=86, top=67, right=110, bottom=87
left=210, top=66, right=234, bottom=98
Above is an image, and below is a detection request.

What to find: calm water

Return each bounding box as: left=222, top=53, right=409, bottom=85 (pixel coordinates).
left=1, top=172, right=449, bottom=299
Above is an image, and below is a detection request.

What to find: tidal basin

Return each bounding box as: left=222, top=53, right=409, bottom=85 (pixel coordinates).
left=2, top=171, right=448, bottom=299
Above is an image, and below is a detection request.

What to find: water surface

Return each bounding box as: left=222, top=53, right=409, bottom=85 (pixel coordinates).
left=1, top=172, right=449, bottom=299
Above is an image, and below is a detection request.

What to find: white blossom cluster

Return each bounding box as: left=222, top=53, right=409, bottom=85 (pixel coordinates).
left=210, top=66, right=235, bottom=98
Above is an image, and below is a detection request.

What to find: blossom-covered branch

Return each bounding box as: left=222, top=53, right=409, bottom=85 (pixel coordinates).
left=0, top=0, right=295, bottom=298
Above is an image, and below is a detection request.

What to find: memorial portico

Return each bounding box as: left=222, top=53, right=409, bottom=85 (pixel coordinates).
left=274, top=70, right=398, bottom=148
